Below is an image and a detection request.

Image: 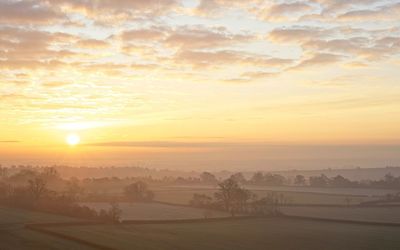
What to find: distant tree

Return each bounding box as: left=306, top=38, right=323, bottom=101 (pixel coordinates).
left=309, top=174, right=330, bottom=187
left=124, top=181, right=154, bottom=202
left=99, top=202, right=122, bottom=223
left=28, top=177, right=48, bottom=200
left=331, top=175, right=353, bottom=187
left=250, top=172, right=264, bottom=184
left=294, top=175, right=306, bottom=186
left=190, top=193, right=213, bottom=208
left=200, top=172, right=218, bottom=184
left=65, top=178, right=84, bottom=200
left=230, top=172, right=247, bottom=184
left=251, top=192, right=285, bottom=215
left=214, top=178, right=252, bottom=216
left=41, top=167, right=60, bottom=181
left=0, top=166, right=8, bottom=179
left=264, top=173, right=285, bottom=186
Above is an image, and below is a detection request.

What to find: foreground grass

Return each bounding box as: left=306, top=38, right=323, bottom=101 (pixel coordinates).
left=0, top=206, right=95, bottom=250
left=47, top=217, right=400, bottom=250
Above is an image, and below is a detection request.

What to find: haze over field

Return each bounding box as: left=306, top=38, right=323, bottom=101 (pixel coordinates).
left=1, top=0, right=400, bottom=170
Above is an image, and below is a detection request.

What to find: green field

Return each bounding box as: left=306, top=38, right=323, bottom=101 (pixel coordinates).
left=80, top=202, right=230, bottom=220
left=282, top=206, right=400, bottom=223
left=0, top=206, right=94, bottom=250
left=153, top=187, right=373, bottom=205
left=45, top=218, right=400, bottom=250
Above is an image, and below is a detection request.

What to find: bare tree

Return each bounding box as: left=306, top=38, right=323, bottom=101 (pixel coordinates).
left=28, top=177, right=48, bottom=200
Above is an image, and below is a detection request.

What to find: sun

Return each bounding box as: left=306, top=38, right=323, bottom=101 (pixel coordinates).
left=66, top=133, right=80, bottom=146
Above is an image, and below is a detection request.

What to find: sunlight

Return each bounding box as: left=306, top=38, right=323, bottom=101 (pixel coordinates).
left=66, top=133, right=80, bottom=146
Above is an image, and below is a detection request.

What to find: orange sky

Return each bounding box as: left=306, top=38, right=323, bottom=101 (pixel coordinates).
left=1, top=0, right=400, bottom=169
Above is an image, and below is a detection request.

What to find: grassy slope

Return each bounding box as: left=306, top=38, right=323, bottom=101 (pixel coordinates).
left=0, top=206, right=95, bottom=250
left=48, top=218, right=400, bottom=250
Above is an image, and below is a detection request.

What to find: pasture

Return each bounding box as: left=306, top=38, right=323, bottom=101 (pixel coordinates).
left=80, top=202, right=230, bottom=220
left=0, top=206, right=94, bottom=250
left=282, top=206, right=400, bottom=223
left=45, top=217, right=400, bottom=250
left=153, top=187, right=375, bottom=205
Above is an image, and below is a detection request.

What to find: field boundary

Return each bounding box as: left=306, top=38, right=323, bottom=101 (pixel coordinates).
left=25, top=223, right=116, bottom=250
left=283, top=215, right=400, bottom=227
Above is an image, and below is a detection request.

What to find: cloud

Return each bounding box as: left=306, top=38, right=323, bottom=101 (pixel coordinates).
left=337, top=2, right=400, bottom=21
left=291, top=53, right=344, bottom=70
left=258, top=1, right=315, bottom=21
left=76, top=39, right=110, bottom=48
left=268, top=27, right=331, bottom=43
left=174, top=50, right=293, bottom=69
left=0, top=0, right=65, bottom=24
left=42, top=82, right=72, bottom=88
left=165, top=26, right=253, bottom=49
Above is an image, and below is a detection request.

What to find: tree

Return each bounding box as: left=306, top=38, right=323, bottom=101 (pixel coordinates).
left=124, top=181, right=154, bottom=202
left=214, top=178, right=252, bottom=216
left=294, top=175, right=306, bottom=186
left=65, top=178, right=84, bottom=201
left=190, top=193, right=213, bottom=208
left=250, top=172, right=264, bottom=184
left=200, top=172, right=217, bottom=184
left=251, top=192, right=285, bottom=215
left=331, top=175, right=352, bottom=187
left=0, top=166, right=8, bottom=180
left=309, top=174, right=330, bottom=187
left=28, top=177, right=48, bottom=200
left=230, top=172, right=247, bottom=184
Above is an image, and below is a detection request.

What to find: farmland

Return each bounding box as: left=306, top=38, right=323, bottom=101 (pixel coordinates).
left=152, top=186, right=377, bottom=205
left=45, top=217, right=400, bottom=250
left=282, top=206, right=400, bottom=224
left=0, top=206, right=94, bottom=250
left=80, top=202, right=230, bottom=220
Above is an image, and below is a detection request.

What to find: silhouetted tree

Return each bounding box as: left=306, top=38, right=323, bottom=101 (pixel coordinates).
left=294, top=175, right=306, bottom=186
left=28, top=177, right=48, bottom=200
left=309, top=174, right=330, bottom=187
left=230, top=172, right=247, bottom=184
left=200, top=172, right=218, bottom=184
left=190, top=193, right=213, bottom=208
left=124, top=181, right=154, bottom=202
left=214, top=178, right=251, bottom=216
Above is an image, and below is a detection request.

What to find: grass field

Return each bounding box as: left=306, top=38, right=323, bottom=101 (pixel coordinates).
left=282, top=206, right=400, bottom=223
left=0, top=206, right=94, bottom=250
left=153, top=187, right=374, bottom=206
left=80, top=202, right=230, bottom=220
left=45, top=217, right=400, bottom=250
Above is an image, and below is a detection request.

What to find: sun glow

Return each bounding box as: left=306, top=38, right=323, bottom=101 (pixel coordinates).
left=66, top=134, right=80, bottom=146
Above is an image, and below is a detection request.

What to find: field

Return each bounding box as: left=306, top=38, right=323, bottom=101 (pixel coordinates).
left=0, top=206, right=94, bottom=250
left=80, top=202, right=230, bottom=220
left=152, top=186, right=376, bottom=205
left=44, top=217, right=400, bottom=250
left=282, top=206, right=400, bottom=223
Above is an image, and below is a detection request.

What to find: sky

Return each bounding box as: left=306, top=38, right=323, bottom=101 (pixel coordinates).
left=1, top=0, right=400, bottom=170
